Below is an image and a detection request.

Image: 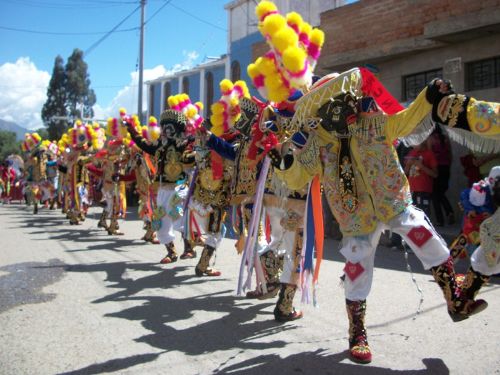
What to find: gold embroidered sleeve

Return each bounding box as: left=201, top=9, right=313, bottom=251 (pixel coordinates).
left=466, top=98, right=500, bottom=138
left=274, top=135, right=321, bottom=191
left=386, top=88, right=433, bottom=140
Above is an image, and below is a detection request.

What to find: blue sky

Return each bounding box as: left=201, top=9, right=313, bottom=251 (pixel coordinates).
left=0, top=0, right=228, bottom=129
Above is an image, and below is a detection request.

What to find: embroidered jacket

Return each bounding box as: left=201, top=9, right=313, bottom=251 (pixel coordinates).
left=128, top=128, right=195, bottom=185
left=276, top=89, right=433, bottom=236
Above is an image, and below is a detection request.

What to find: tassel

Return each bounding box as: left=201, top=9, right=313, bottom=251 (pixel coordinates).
left=237, top=157, right=271, bottom=295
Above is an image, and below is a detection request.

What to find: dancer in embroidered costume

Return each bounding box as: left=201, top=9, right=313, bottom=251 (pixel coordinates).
left=460, top=170, right=499, bottom=306
left=183, top=80, right=250, bottom=276
left=269, top=70, right=491, bottom=363
left=125, top=100, right=195, bottom=264
left=449, top=166, right=499, bottom=261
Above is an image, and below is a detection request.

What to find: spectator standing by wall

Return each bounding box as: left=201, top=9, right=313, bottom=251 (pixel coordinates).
left=430, top=126, right=455, bottom=226
left=405, top=139, right=438, bottom=218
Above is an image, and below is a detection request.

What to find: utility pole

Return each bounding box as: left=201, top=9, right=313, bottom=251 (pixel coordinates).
left=138, top=0, right=146, bottom=124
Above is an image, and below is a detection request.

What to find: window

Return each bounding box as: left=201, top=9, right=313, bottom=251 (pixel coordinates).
left=205, top=72, right=214, bottom=110
left=148, top=84, right=155, bottom=115
left=182, top=76, right=190, bottom=94
left=466, top=56, right=500, bottom=91
left=403, top=69, right=443, bottom=101
left=163, top=82, right=171, bottom=110
left=231, top=60, right=241, bottom=81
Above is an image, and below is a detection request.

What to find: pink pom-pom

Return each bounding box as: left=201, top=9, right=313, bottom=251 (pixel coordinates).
left=233, top=85, right=244, bottom=97
left=254, top=75, right=265, bottom=88
left=308, top=43, right=321, bottom=60
left=299, top=33, right=310, bottom=47
left=287, top=61, right=309, bottom=78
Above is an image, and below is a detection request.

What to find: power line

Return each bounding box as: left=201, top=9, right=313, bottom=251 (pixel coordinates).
left=144, top=0, right=173, bottom=25
left=3, top=0, right=137, bottom=9
left=84, top=5, right=141, bottom=57
left=0, top=25, right=138, bottom=36
left=169, top=2, right=226, bottom=32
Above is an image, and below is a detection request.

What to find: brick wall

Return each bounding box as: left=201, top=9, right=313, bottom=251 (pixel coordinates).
left=320, top=0, right=500, bottom=57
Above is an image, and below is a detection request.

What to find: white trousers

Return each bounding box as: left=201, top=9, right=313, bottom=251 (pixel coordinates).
left=471, top=246, right=500, bottom=276
left=341, top=206, right=450, bottom=301
left=186, top=200, right=223, bottom=249
left=156, top=186, right=186, bottom=245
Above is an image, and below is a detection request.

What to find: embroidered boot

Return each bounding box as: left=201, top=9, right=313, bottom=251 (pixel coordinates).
left=107, top=216, right=123, bottom=235
left=68, top=210, right=80, bottom=225
left=195, top=245, right=220, bottom=276
left=33, top=202, right=38, bottom=214
left=273, top=283, right=303, bottom=322
left=449, top=233, right=468, bottom=262
left=97, top=211, right=108, bottom=230
left=160, top=242, right=178, bottom=264
left=430, top=257, right=487, bottom=322
left=346, top=299, right=372, bottom=364
left=460, top=267, right=490, bottom=307
left=180, top=237, right=197, bottom=259
left=245, top=251, right=282, bottom=299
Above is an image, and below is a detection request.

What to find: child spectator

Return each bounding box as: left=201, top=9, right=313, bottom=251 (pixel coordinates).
left=404, top=139, right=438, bottom=218
left=450, top=166, right=500, bottom=261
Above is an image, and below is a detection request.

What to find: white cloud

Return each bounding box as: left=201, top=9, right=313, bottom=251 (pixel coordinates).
left=0, top=57, right=50, bottom=130
left=95, top=50, right=199, bottom=121
left=0, top=51, right=200, bottom=130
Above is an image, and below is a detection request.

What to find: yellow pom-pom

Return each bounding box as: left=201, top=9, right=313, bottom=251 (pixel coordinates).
left=265, top=74, right=284, bottom=90
left=261, top=14, right=286, bottom=37
left=195, top=101, right=204, bottom=111
left=257, top=56, right=277, bottom=75
left=148, top=116, right=157, bottom=125
left=247, top=63, right=260, bottom=79
left=186, top=107, right=197, bottom=118
left=256, top=0, right=277, bottom=20
left=271, top=27, right=298, bottom=53
left=167, top=96, right=177, bottom=107
left=286, top=12, right=303, bottom=31
left=310, top=28, right=325, bottom=47
left=119, top=107, right=127, bottom=115
left=283, top=47, right=307, bottom=73
left=211, top=102, right=225, bottom=115
left=210, top=113, right=224, bottom=126
left=301, top=22, right=312, bottom=37
left=229, top=97, right=239, bottom=108
left=235, top=80, right=250, bottom=98
left=220, top=79, right=233, bottom=93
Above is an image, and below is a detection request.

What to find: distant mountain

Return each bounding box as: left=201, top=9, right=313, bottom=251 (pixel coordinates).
left=0, top=119, right=29, bottom=141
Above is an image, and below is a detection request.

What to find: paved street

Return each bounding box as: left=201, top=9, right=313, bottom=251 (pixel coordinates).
left=0, top=203, right=499, bottom=375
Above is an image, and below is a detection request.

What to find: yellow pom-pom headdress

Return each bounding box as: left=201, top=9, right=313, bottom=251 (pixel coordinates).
left=248, top=1, right=325, bottom=103
left=210, top=79, right=250, bottom=136
left=106, top=108, right=130, bottom=140
left=167, top=94, right=203, bottom=135
left=21, top=132, right=42, bottom=152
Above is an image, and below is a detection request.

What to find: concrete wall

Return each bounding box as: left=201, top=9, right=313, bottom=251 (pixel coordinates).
left=230, top=32, right=264, bottom=98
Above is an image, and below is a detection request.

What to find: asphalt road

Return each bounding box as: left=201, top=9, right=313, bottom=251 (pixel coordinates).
left=0, top=203, right=498, bottom=375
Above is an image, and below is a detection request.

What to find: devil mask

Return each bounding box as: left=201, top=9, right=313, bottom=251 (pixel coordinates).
left=159, top=109, right=187, bottom=144
left=317, top=92, right=358, bottom=134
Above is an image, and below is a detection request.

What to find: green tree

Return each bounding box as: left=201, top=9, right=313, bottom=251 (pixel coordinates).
left=0, top=130, right=21, bottom=161
left=34, top=127, right=49, bottom=141
left=65, top=49, right=96, bottom=120
left=41, top=55, right=68, bottom=140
